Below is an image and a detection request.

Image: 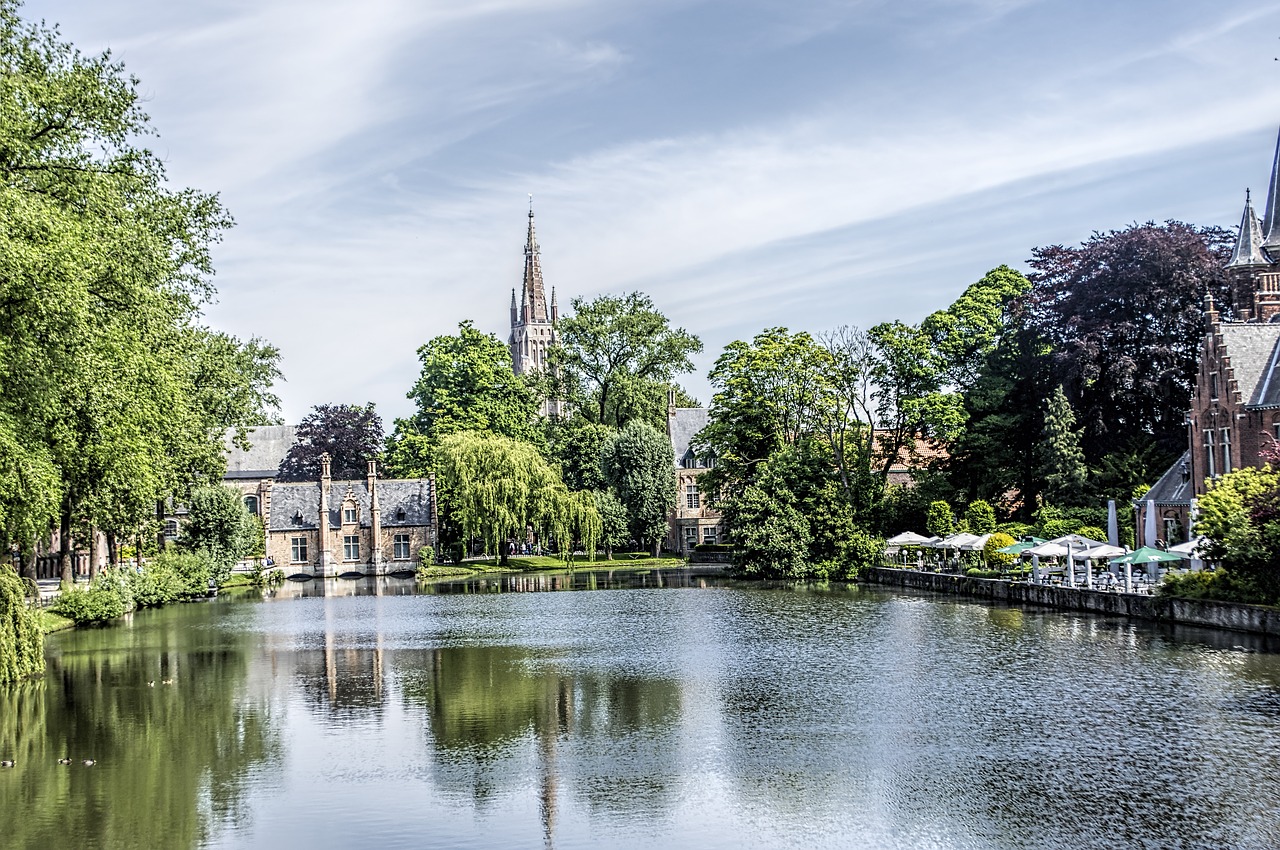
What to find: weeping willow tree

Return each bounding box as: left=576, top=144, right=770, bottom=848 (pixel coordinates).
left=435, top=431, right=602, bottom=564
left=0, top=568, right=43, bottom=683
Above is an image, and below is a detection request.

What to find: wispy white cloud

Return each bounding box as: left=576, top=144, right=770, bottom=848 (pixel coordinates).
left=24, top=0, right=1280, bottom=421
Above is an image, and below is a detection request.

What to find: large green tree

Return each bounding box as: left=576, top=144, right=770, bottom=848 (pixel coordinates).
left=386, top=321, right=539, bottom=477
left=553, top=292, right=701, bottom=429
left=179, top=484, right=259, bottom=585
left=434, top=431, right=600, bottom=564
left=600, top=421, right=676, bottom=556
left=277, top=403, right=384, bottom=482
left=1039, top=385, right=1089, bottom=506
left=0, top=2, right=280, bottom=582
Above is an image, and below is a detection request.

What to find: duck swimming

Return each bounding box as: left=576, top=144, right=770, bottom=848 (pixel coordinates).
left=1, top=760, right=14, bottom=768
left=57, top=758, right=71, bottom=765
left=82, top=759, right=95, bottom=767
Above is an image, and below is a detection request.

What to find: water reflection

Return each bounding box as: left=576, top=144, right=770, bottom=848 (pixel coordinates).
left=0, top=603, right=281, bottom=850
left=4, top=577, right=1280, bottom=849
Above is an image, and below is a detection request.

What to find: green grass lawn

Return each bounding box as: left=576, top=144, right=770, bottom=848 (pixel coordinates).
left=459, top=555, right=686, bottom=572
left=219, top=573, right=254, bottom=588
left=35, top=609, right=74, bottom=634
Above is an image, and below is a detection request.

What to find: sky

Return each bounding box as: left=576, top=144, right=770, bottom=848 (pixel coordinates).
left=22, top=0, right=1280, bottom=424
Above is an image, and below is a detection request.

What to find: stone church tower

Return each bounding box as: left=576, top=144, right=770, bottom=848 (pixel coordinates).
left=508, top=204, right=562, bottom=416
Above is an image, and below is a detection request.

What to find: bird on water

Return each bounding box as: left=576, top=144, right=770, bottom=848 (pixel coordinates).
left=82, top=759, right=95, bottom=767
left=1, top=760, right=14, bottom=768
left=57, top=758, right=72, bottom=765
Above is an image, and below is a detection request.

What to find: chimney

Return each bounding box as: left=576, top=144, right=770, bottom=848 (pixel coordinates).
left=318, top=452, right=332, bottom=574
left=368, top=459, right=382, bottom=569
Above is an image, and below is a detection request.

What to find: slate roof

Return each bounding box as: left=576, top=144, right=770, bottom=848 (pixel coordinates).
left=268, top=479, right=433, bottom=532
left=1217, top=323, right=1280, bottom=408
left=1137, top=451, right=1192, bottom=507
left=668, top=408, right=710, bottom=467
left=224, top=425, right=298, bottom=479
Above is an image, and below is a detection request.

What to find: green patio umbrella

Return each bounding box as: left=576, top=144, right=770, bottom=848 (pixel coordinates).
left=995, top=537, right=1047, bottom=556
left=1108, top=547, right=1184, bottom=566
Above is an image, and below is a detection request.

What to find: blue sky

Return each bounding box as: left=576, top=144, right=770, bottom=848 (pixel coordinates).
left=24, top=0, right=1280, bottom=424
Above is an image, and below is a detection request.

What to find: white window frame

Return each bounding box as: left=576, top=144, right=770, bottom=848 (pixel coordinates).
left=1204, top=430, right=1216, bottom=478
left=291, top=537, right=308, bottom=563
left=393, top=533, right=411, bottom=561
left=343, top=535, right=360, bottom=562
left=686, top=483, right=700, bottom=510
left=702, top=527, right=717, bottom=545
left=343, top=507, right=357, bottom=525
left=1221, top=428, right=1232, bottom=474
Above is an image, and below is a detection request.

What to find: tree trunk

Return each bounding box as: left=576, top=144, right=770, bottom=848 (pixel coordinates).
left=651, top=538, right=659, bottom=558
left=498, top=540, right=509, bottom=567
left=21, top=538, right=37, bottom=583
left=155, top=499, right=167, bottom=553
left=89, top=526, right=101, bottom=579
left=107, top=533, right=118, bottom=569
left=58, top=499, right=74, bottom=587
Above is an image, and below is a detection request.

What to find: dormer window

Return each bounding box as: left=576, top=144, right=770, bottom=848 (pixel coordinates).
left=396, top=508, right=406, bottom=522
left=343, top=506, right=357, bottom=524
left=292, top=510, right=303, bottom=525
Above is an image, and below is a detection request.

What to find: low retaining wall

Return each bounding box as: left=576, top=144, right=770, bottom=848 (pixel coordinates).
left=867, top=567, right=1280, bottom=638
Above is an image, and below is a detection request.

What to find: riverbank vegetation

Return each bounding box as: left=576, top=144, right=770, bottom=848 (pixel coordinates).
left=0, top=2, right=282, bottom=659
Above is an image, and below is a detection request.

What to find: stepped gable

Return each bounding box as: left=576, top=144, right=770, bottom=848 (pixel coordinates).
left=1217, top=323, right=1280, bottom=407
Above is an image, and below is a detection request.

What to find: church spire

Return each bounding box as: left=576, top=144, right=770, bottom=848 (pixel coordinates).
left=1262, top=125, right=1280, bottom=255
left=521, top=204, right=549, bottom=324
left=1228, top=189, right=1268, bottom=267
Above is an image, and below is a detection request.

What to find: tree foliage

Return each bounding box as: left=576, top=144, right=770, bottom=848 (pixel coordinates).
left=1022, top=221, right=1232, bottom=462
left=0, top=567, right=42, bottom=683
left=1039, top=385, right=1089, bottom=506
left=277, top=404, right=383, bottom=482
left=926, top=501, right=956, bottom=537
left=0, top=2, right=280, bottom=573
left=554, top=292, right=702, bottom=429
left=434, top=431, right=600, bottom=564
left=1196, top=466, right=1280, bottom=601
left=386, top=322, right=540, bottom=479
left=600, top=421, right=677, bottom=555
left=179, top=484, right=257, bottom=585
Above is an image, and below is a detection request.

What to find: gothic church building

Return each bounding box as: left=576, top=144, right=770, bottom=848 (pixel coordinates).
left=1140, top=127, right=1280, bottom=543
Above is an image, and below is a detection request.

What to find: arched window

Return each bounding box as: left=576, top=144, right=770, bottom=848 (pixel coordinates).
left=244, top=495, right=259, bottom=516
left=164, top=519, right=179, bottom=540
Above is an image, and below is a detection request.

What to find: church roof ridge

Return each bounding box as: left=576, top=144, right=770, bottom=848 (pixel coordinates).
left=1262, top=125, right=1280, bottom=253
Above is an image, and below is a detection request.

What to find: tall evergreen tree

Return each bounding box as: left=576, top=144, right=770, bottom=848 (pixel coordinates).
left=1040, top=386, right=1089, bottom=506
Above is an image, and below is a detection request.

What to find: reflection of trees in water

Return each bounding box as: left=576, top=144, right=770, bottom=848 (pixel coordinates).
left=0, top=608, right=281, bottom=850
left=292, top=637, right=389, bottom=720
left=397, top=644, right=684, bottom=844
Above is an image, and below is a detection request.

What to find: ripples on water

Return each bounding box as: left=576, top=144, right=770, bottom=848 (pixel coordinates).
left=3, top=571, right=1280, bottom=850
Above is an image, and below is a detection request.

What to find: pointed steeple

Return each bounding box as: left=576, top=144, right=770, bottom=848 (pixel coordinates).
left=521, top=204, right=549, bottom=324
left=1262, top=125, right=1280, bottom=254
left=1228, top=189, right=1268, bottom=267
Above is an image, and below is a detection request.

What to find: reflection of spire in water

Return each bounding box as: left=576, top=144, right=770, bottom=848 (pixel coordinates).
left=538, top=678, right=572, bottom=850
left=324, top=596, right=337, bottom=704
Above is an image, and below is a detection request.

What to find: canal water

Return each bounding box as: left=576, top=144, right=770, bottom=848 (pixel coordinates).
left=3, top=570, right=1280, bottom=849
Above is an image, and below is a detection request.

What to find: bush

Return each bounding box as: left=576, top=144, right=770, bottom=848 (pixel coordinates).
left=447, top=542, right=465, bottom=565
left=418, top=546, right=435, bottom=569
left=926, top=501, right=956, bottom=538
left=1077, top=525, right=1107, bottom=542
left=965, top=568, right=1003, bottom=578
left=139, top=551, right=213, bottom=602
left=0, top=568, right=44, bottom=682
left=964, top=500, right=997, bottom=534
left=995, top=522, right=1033, bottom=539
left=52, top=586, right=126, bottom=625
left=983, top=532, right=1017, bottom=567
left=1041, top=519, right=1077, bottom=539
left=815, top=529, right=885, bottom=581
left=247, top=560, right=284, bottom=588
left=1158, top=569, right=1267, bottom=604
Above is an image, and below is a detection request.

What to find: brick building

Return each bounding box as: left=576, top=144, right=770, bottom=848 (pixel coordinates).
left=1138, top=129, right=1280, bottom=542
left=665, top=398, right=725, bottom=554
left=264, top=455, right=435, bottom=578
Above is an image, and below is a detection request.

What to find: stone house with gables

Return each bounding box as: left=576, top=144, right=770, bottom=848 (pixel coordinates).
left=263, top=454, right=435, bottom=578
left=665, top=400, right=725, bottom=554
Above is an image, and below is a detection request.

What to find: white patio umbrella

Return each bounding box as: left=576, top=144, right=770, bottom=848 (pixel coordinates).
left=1145, top=499, right=1158, bottom=547
left=1167, top=537, right=1207, bottom=557
left=1080, top=544, right=1127, bottom=560
left=886, top=532, right=934, bottom=546
left=1025, top=542, right=1068, bottom=558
